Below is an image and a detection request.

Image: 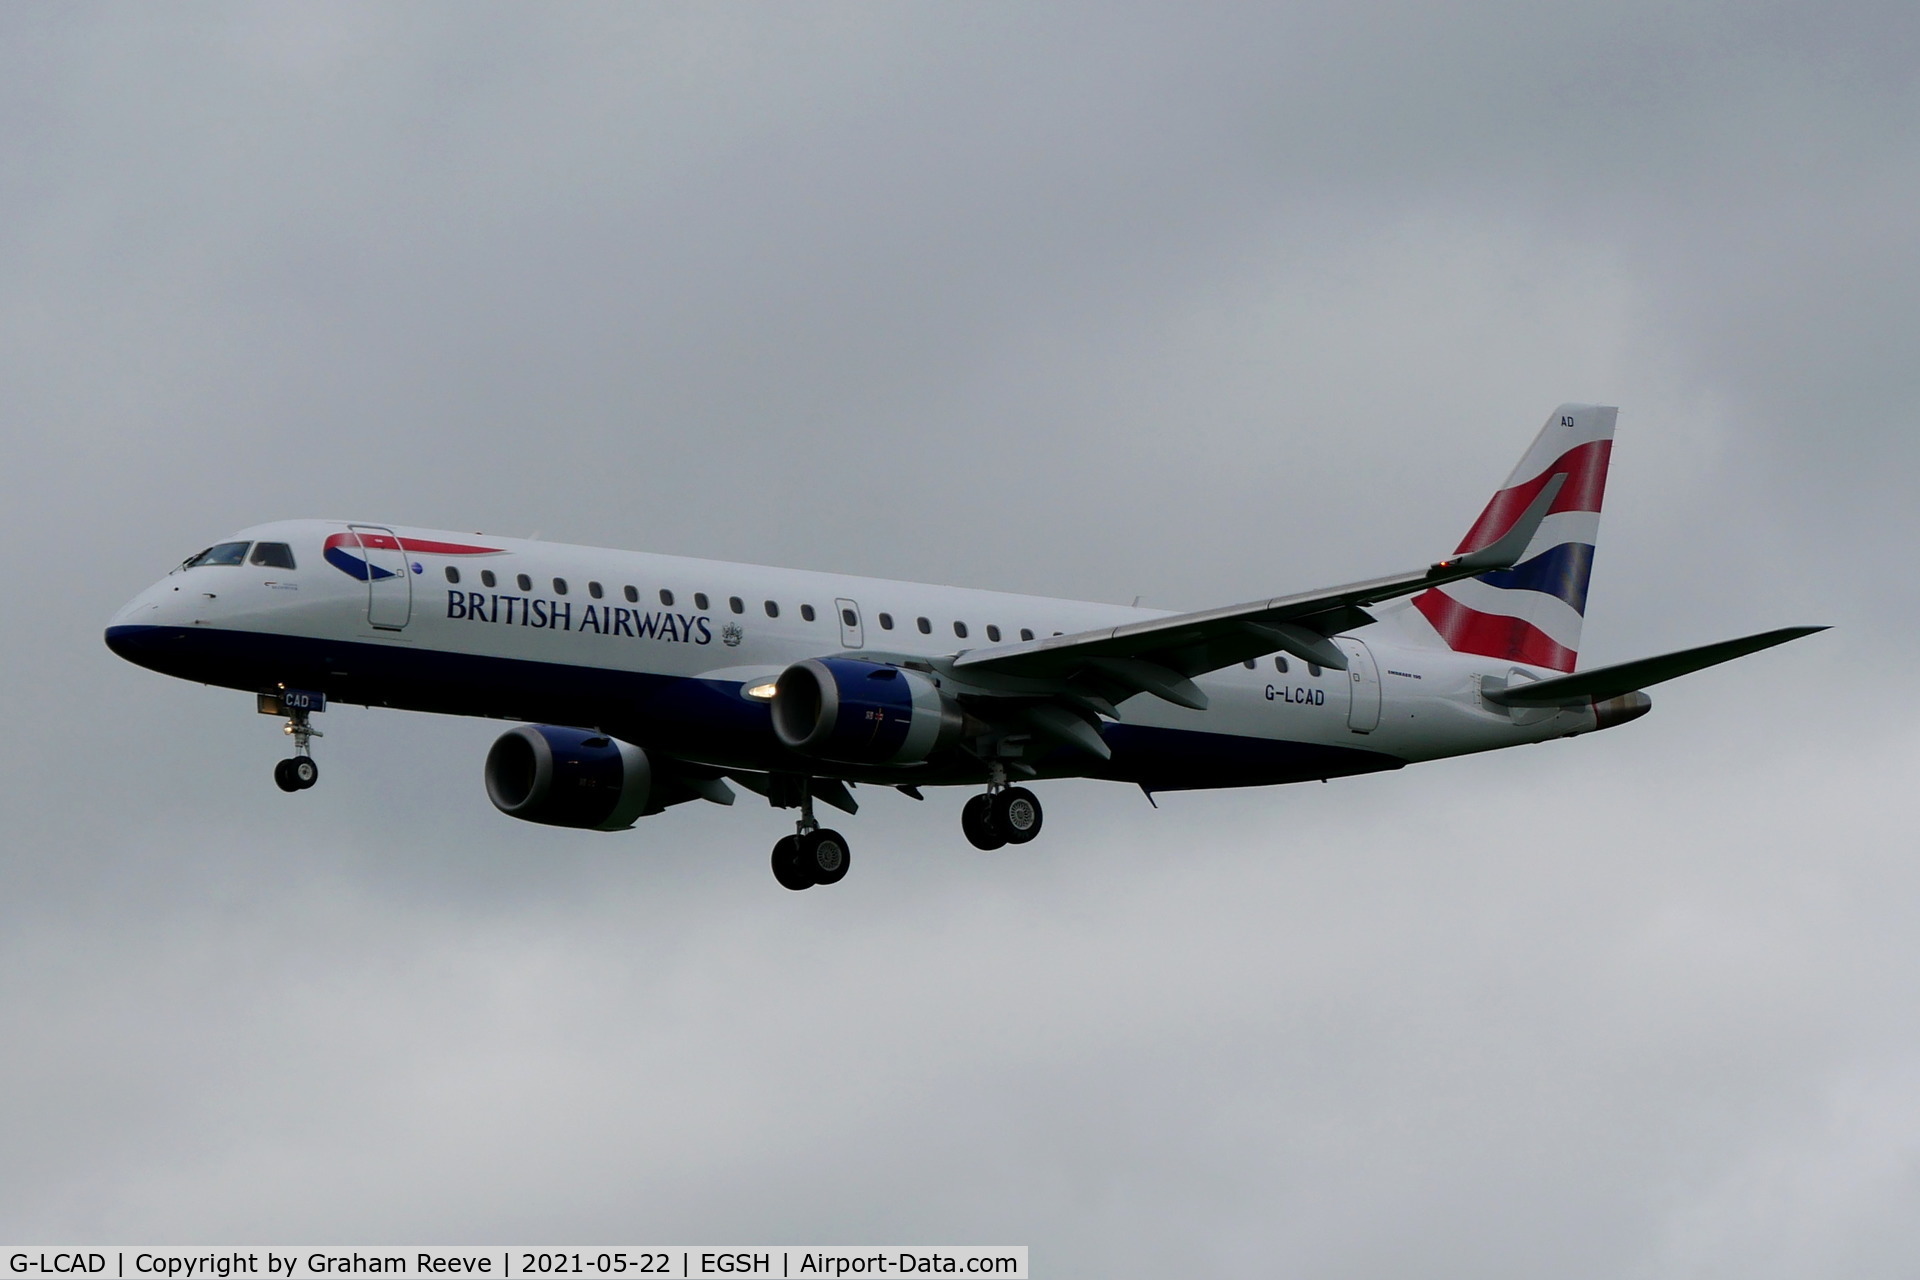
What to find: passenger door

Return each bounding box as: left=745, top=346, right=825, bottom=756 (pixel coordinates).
left=351, top=524, right=412, bottom=631
left=1336, top=636, right=1382, bottom=733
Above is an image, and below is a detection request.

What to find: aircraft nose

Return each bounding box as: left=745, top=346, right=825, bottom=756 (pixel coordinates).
left=104, top=623, right=145, bottom=661
left=105, top=581, right=181, bottom=669
left=104, top=620, right=177, bottom=671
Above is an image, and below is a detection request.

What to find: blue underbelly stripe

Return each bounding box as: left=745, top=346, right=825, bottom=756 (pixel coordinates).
left=102, top=624, right=1406, bottom=791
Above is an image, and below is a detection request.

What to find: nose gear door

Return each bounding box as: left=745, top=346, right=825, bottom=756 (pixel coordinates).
left=350, top=524, right=413, bottom=631
left=835, top=598, right=864, bottom=649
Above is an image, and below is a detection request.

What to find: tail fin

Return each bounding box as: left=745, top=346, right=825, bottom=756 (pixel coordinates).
left=1408, top=404, right=1616, bottom=672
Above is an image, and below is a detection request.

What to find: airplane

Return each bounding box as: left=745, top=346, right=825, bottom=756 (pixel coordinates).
left=105, top=405, right=1823, bottom=889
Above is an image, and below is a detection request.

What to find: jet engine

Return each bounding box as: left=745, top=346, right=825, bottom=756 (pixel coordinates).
left=485, top=724, right=656, bottom=830
left=770, top=657, right=963, bottom=765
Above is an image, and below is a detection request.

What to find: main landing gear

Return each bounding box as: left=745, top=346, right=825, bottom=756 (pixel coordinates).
left=771, top=781, right=850, bottom=891
left=962, top=772, right=1043, bottom=851
left=765, top=772, right=1046, bottom=887
left=272, top=699, right=322, bottom=793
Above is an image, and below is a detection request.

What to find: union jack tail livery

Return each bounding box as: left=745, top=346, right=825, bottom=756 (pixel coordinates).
left=1409, top=404, right=1616, bottom=672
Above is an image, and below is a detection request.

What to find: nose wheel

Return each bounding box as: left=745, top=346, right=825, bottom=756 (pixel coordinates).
left=271, top=697, right=323, bottom=792
left=274, top=757, right=319, bottom=792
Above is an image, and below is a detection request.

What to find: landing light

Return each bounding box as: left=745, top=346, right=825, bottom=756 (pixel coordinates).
left=745, top=681, right=778, bottom=700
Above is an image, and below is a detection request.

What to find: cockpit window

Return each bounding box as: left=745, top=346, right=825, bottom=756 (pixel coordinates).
left=250, top=542, right=296, bottom=569
left=184, top=542, right=251, bottom=568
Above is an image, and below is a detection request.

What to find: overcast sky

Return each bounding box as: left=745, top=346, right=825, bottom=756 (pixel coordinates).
left=3, top=4, right=1918, bottom=1275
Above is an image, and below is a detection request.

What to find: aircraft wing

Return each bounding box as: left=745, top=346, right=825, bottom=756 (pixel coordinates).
left=947, top=474, right=1569, bottom=712
left=1481, top=625, right=1829, bottom=707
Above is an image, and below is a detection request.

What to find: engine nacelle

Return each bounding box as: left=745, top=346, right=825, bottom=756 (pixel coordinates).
left=484, top=725, right=655, bottom=830
left=770, top=657, right=963, bottom=765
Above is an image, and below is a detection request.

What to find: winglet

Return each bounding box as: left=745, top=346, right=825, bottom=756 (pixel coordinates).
left=1443, top=472, right=1566, bottom=572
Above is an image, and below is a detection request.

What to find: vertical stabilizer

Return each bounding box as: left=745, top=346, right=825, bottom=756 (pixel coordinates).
left=1408, top=404, right=1616, bottom=672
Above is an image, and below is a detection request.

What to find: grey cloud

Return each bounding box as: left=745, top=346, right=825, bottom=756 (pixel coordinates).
left=2, top=4, right=1914, bottom=1276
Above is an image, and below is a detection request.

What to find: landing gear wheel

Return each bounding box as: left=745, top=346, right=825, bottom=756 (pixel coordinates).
left=290, top=757, right=318, bottom=790
left=962, top=794, right=1007, bottom=850
left=771, top=836, right=812, bottom=891
left=991, top=787, right=1043, bottom=844
left=799, top=829, right=851, bottom=886
left=273, top=759, right=301, bottom=792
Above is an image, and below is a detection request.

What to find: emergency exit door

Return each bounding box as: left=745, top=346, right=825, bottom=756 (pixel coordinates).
left=836, top=598, right=865, bottom=648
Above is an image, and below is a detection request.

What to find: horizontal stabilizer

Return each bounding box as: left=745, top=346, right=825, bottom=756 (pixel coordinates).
left=1484, top=626, right=1828, bottom=707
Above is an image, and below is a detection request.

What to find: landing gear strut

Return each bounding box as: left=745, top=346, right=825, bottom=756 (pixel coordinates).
left=272, top=700, right=322, bottom=793
left=963, top=764, right=1043, bottom=850
left=771, top=778, right=851, bottom=890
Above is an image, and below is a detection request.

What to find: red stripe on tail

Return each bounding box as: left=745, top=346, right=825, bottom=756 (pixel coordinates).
left=1412, top=589, right=1577, bottom=671
left=1456, top=440, right=1612, bottom=553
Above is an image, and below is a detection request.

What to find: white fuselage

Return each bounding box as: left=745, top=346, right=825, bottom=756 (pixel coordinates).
left=107, top=519, right=1598, bottom=794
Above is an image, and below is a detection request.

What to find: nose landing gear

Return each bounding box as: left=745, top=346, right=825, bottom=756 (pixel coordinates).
left=261, top=688, right=325, bottom=792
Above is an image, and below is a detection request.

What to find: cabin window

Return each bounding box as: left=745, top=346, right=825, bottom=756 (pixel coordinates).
left=878, top=612, right=894, bottom=630
left=729, top=596, right=744, bottom=614
left=917, top=616, right=932, bottom=634
left=694, top=593, right=709, bottom=610
left=517, top=573, right=532, bottom=591
left=1243, top=659, right=1257, bottom=670
left=588, top=581, right=604, bottom=599
left=624, top=585, right=639, bottom=603
left=1020, top=628, right=1034, bottom=641
left=986, top=625, right=1001, bottom=642
left=1308, top=662, right=1322, bottom=677
left=185, top=542, right=250, bottom=568
left=764, top=600, right=779, bottom=618
left=659, top=589, right=674, bottom=606
left=481, top=570, right=497, bottom=588
left=444, top=566, right=461, bottom=584
left=801, top=604, right=816, bottom=622
left=841, top=607, right=858, bottom=628
left=1274, top=655, right=1289, bottom=674
left=953, top=621, right=969, bottom=639
left=553, top=578, right=569, bottom=595
left=250, top=542, right=296, bottom=570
